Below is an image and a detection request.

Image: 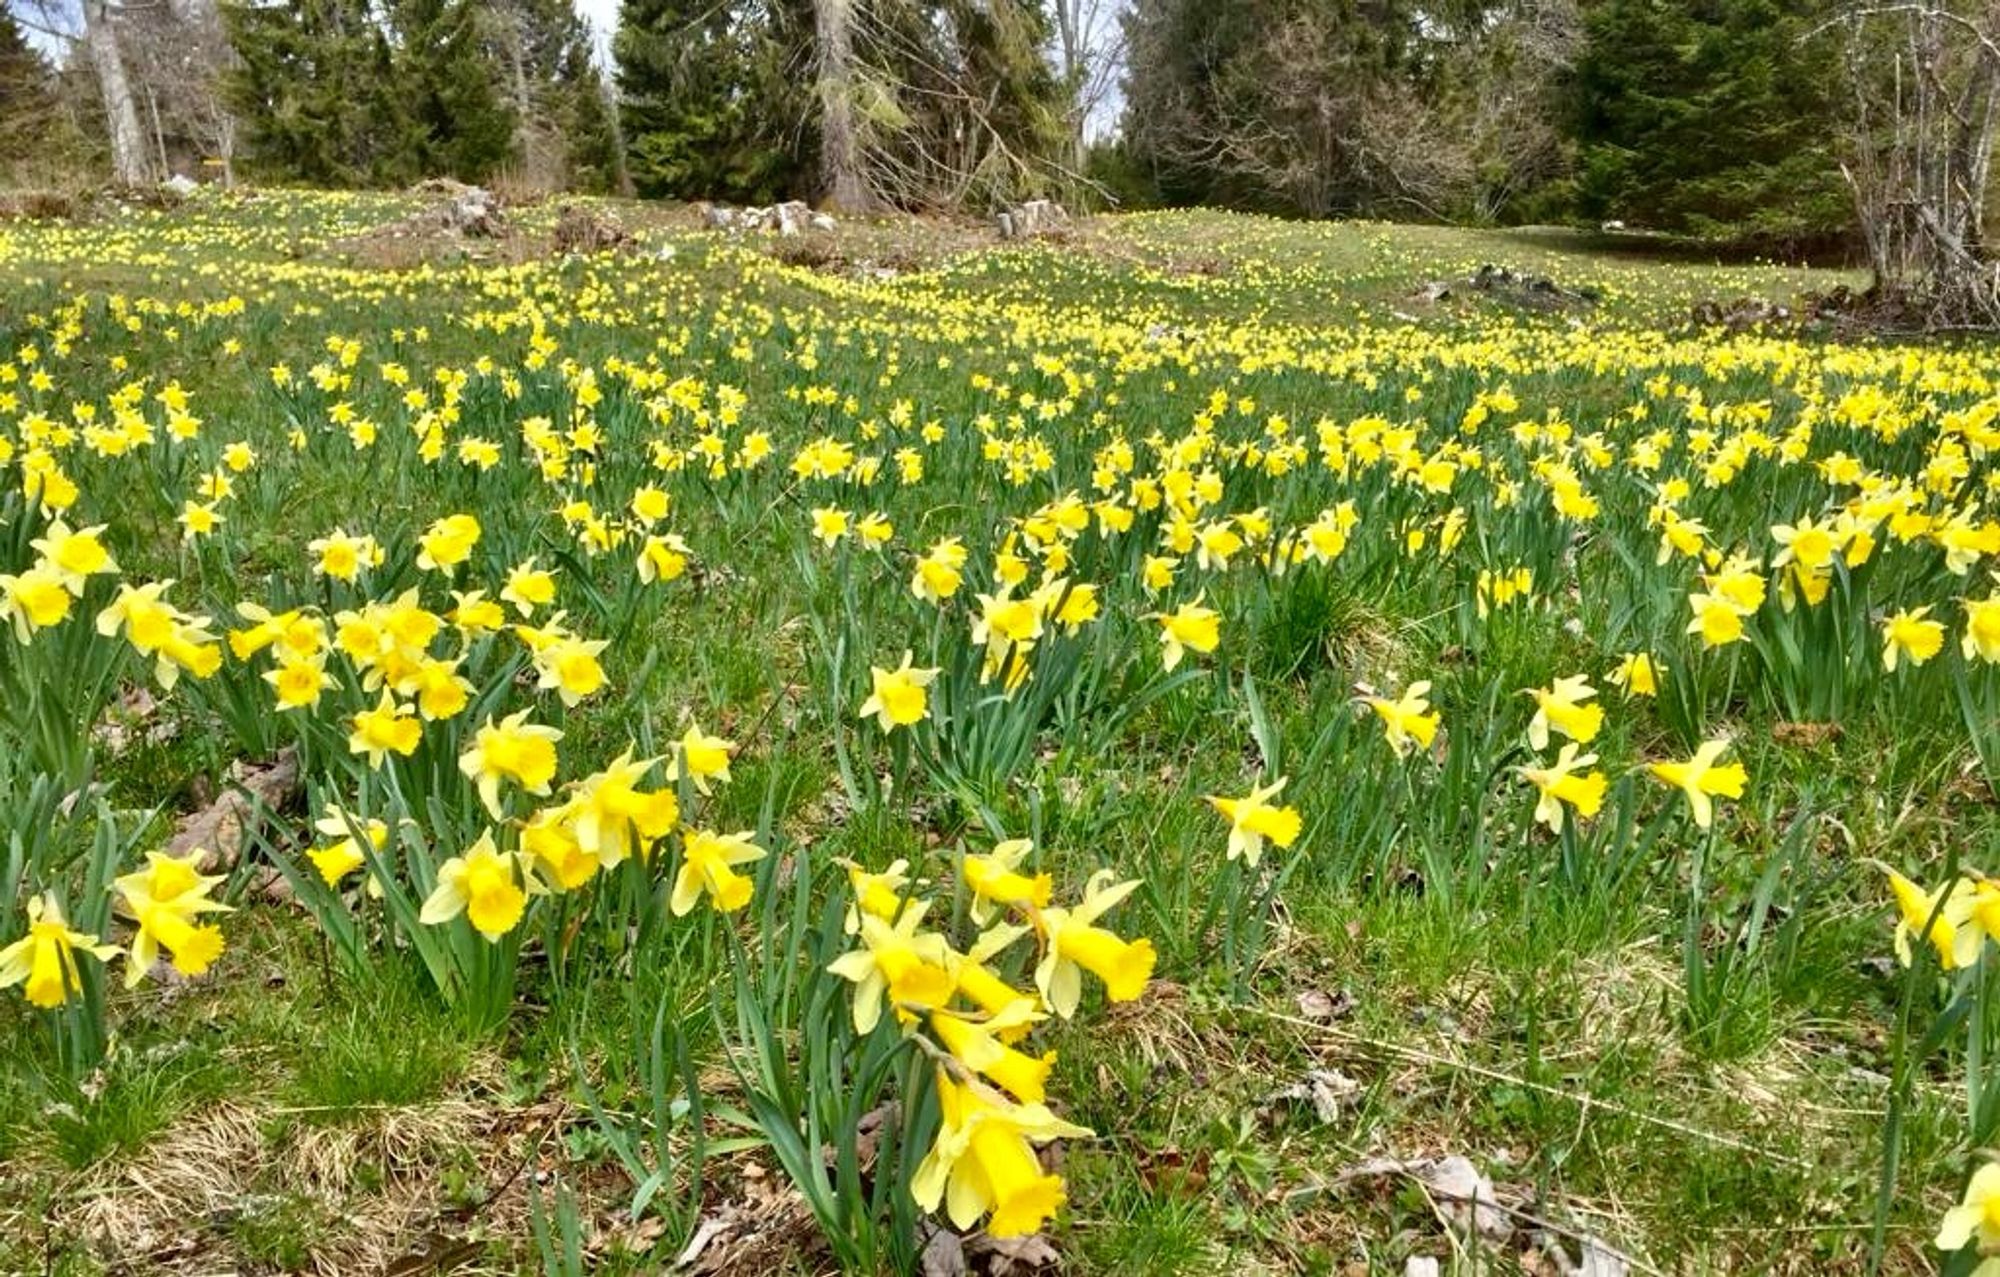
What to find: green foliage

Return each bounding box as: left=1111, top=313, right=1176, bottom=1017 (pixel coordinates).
left=388, top=0, right=517, bottom=180
left=613, top=0, right=815, bottom=203
left=224, top=0, right=421, bottom=186
left=1570, top=0, right=1853, bottom=250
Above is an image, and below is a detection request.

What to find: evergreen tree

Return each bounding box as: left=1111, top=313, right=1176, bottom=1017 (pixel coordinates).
left=388, top=0, right=516, bottom=180
left=565, top=64, right=627, bottom=195
left=0, top=7, right=58, bottom=159
left=225, top=0, right=418, bottom=185
left=1570, top=0, right=1851, bottom=248
left=615, top=0, right=814, bottom=203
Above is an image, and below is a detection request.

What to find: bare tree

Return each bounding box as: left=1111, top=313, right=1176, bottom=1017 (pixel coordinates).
left=1834, top=1, right=2000, bottom=325
left=79, top=0, right=150, bottom=184
left=1050, top=0, right=1125, bottom=167
left=816, top=0, right=872, bottom=210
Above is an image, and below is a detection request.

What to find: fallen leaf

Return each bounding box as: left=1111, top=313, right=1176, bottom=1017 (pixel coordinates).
left=920, top=1225, right=968, bottom=1277
left=967, top=1231, right=1060, bottom=1274
left=1342, top=1155, right=1511, bottom=1241
left=1569, top=1236, right=1631, bottom=1277
left=1295, top=988, right=1356, bottom=1021
left=1267, top=1068, right=1361, bottom=1123
left=672, top=1217, right=730, bottom=1271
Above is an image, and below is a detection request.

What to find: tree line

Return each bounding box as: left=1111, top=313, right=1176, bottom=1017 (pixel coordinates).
left=4, top=0, right=2000, bottom=286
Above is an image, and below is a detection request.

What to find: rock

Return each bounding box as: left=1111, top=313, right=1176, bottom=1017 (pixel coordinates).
left=1416, top=280, right=1453, bottom=303
left=700, top=202, right=737, bottom=230
left=773, top=200, right=811, bottom=235
left=1690, top=296, right=1792, bottom=330
left=1405, top=1260, right=1441, bottom=1277
left=997, top=199, right=1069, bottom=239
left=161, top=173, right=198, bottom=197
left=551, top=203, right=629, bottom=255
left=440, top=186, right=503, bottom=236
left=810, top=211, right=838, bottom=232
left=1342, top=1155, right=1512, bottom=1242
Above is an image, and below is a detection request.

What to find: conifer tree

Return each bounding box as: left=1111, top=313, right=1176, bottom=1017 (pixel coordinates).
left=388, top=0, right=516, bottom=180
left=224, top=0, right=418, bottom=185
left=614, top=0, right=813, bottom=203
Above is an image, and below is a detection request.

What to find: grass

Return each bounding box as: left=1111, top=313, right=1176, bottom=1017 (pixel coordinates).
left=0, top=189, right=1970, bottom=1275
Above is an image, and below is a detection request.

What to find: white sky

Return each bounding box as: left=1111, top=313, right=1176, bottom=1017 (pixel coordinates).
left=574, top=0, right=617, bottom=61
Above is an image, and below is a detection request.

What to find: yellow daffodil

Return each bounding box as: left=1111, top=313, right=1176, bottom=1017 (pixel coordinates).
left=459, top=710, right=563, bottom=816
left=963, top=839, right=1054, bottom=923
left=1362, top=680, right=1440, bottom=759
left=419, top=830, right=529, bottom=941
left=1882, top=605, right=1946, bottom=671
left=1519, top=743, right=1608, bottom=833
left=670, top=828, right=765, bottom=915
left=1034, top=870, right=1155, bottom=1018
left=1526, top=675, right=1603, bottom=750
left=1647, top=739, right=1747, bottom=830
left=1152, top=596, right=1220, bottom=672
left=828, top=902, right=958, bottom=1034
left=912, top=1070, right=1091, bottom=1238
left=0, top=894, right=119, bottom=1008
left=1204, top=777, right=1303, bottom=867
left=112, top=849, right=232, bottom=986
left=859, top=653, right=940, bottom=731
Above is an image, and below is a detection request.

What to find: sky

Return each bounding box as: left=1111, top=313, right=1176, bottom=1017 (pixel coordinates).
left=574, top=0, right=617, bottom=61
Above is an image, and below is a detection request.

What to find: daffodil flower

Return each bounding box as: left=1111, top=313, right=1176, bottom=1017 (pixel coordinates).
left=670, top=828, right=765, bottom=916
left=0, top=894, right=119, bottom=1008
left=1034, top=870, right=1155, bottom=1018
left=1204, top=777, right=1303, bottom=867
left=419, top=831, right=530, bottom=941
left=1646, top=739, right=1747, bottom=830
left=911, top=1071, right=1091, bottom=1238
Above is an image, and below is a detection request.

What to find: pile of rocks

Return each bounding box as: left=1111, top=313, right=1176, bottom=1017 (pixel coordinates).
left=996, top=199, right=1068, bottom=240
left=551, top=204, right=630, bottom=255
left=404, top=179, right=506, bottom=237
left=1413, top=263, right=1600, bottom=310
left=701, top=201, right=837, bottom=236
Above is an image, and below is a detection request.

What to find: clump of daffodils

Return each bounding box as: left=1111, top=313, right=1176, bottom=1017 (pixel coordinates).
left=1, top=848, right=237, bottom=1010
left=829, top=838, right=1156, bottom=1238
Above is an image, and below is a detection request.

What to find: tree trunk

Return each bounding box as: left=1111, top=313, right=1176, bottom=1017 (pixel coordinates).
left=815, top=0, right=870, bottom=211
left=83, top=0, right=150, bottom=187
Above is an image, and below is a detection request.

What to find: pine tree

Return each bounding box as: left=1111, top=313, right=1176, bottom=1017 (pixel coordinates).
left=565, top=65, right=627, bottom=195
left=1571, top=0, right=1850, bottom=249
left=490, top=0, right=618, bottom=189
left=0, top=8, right=58, bottom=154
left=387, top=0, right=515, bottom=180
left=615, top=0, right=814, bottom=203
left=225, top=0, right=418, bottom=185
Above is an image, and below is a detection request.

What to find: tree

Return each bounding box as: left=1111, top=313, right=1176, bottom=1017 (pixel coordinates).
left=1570, top=0, right=1850, bottom=249
left=841, top=0, right=1070, bottom=207
left=1835, top=0, right=2000, bottom=324
left=1050, top=0, right=1127, bottom=169
left=487, top=0, right=617, bottom=190
left=0, top=7, right=58, bottom=146
left=81, top=0, right=150, bottom=184
left=225, top=0, right=418, bottom=185
left=387, top=0, right=515, bottom=180
left=815, top=0, right=867, bottom=208
left=614, top=0, right=814, bottom=203
left=1121, top=0, right=1578, bottom=221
